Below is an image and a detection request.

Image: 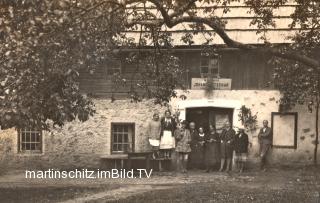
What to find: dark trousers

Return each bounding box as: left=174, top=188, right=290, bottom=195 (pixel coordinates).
left=259, top=143, right=271, bottom=169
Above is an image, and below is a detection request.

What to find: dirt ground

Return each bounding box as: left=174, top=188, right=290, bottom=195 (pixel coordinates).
left=0, top=166, right=319, bottom=203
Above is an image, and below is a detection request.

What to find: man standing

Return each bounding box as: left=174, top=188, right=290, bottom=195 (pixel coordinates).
left=258, top=120, right=272, bottom=171
left=219, top=122, right=235, bottom=172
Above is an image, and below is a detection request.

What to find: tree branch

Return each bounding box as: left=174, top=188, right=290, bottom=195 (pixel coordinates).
left=170, top=0, right=198, bottom=19
left=126, top=13, right=320, bottom=68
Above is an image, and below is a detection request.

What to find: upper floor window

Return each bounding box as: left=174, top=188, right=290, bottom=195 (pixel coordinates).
left=200, top=57, right=220, bottom=78
left=107, top=60, right=121, bottom=75
left=111, top=123, right=134, bottom=153
left=18, top=129, right=42, bottom=153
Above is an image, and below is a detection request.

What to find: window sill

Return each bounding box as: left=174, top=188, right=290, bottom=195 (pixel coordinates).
left=17, top=152, right=44, bottom=156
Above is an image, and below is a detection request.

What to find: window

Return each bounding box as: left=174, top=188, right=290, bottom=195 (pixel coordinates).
left=200, top=57, right=220, bottom=78
left=18, top=129, right=42, bottom=153
left=111, top=123, right=134, bottom=153
left=107, top=60, right=121, bottom=75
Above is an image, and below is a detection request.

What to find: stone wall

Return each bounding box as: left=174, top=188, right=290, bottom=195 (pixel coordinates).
left=171, top=89, right=320, bottom=165
left=0, top=90, right=319, bottom=171
left=0, top=99, right=166, bottom=170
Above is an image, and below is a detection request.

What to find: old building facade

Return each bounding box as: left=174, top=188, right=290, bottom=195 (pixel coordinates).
left=0, top=1, right=319, bottom=170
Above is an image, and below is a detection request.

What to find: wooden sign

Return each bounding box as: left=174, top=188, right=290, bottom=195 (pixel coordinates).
left=272, top=112, right=297, bottom=149
left=191, top=78, right=232, bottom=90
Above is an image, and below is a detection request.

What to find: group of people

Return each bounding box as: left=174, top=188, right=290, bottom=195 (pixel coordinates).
left=146, top=110, right=272, bottom=173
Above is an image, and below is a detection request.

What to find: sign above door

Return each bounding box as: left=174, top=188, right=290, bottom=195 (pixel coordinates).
left=191, top=78, right=232, bottom=90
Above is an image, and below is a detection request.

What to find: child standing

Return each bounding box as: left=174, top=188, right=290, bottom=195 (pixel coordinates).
left=174, top=120, right=191, bottom=173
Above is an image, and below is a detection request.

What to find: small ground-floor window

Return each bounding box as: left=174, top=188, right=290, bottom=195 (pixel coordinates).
left=18, top=129, right=42, bottom=153
left=111, top=123, right=135, bottom=153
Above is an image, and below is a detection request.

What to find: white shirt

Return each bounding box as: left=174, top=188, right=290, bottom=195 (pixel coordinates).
left=165, top=118, right=171, bottom=123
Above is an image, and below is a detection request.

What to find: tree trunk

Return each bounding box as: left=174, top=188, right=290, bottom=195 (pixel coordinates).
left=314, top=101, right=319, bottom=165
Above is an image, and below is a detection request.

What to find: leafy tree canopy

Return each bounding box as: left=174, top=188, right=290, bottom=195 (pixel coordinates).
left=0, top=0, right=319, bottom=130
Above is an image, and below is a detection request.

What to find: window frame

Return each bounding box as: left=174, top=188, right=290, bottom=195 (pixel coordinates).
left=271, top=112, right=298, bottom=149
left=110, top=122, right=135, bottom=154
left=199, top=57, right=220, bottom=78
left=17, top=129, right=43, bottom=154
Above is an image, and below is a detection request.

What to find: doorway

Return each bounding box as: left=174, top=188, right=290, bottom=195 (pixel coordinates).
left=186, top=107, right=234, bottom=133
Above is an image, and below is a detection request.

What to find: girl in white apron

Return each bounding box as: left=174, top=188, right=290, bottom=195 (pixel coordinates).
left=160, top=110, right=177, bottom=159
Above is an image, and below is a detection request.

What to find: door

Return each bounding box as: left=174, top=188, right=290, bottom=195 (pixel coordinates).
left=186, top=107, right=210, bottom=131
left=186, top=107, right=233, bottom=132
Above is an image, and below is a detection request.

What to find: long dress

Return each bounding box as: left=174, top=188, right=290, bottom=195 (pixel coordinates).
left=159, top=117, right=176, bottom=149
left=190, top=130, right=206, bottom=168
left=204, top=131, right=221, bottom=167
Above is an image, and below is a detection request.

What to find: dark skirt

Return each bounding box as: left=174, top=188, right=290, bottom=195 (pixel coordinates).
left=204, top=142, right=220, bottom=166
left=190, top=144, right=205, bottom=167
left=220, top=143, right=233, bottom=159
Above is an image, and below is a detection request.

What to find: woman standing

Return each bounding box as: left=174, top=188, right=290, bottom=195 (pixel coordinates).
left=189, top=123, right=205, bottom=169
left=160, top=110, right=177, bottom=159
left=234, top=128, right=249, bottom=173
left=204, top=125, right=220, bottom=172
left=147, top=113, right=162, bottom=159
left=219, top=122, right=236, bottom=172
left=174, top=120, right=191, bottom=173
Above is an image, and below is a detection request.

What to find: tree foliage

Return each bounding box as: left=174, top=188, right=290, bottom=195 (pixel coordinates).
left=268, top=0, right=320, bottom=164
left=0, top=0, right=319, bottom=136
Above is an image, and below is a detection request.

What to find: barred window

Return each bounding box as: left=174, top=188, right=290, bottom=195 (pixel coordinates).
left=18, top=129, right=42, bottom=153
left=200, top=57, right=220, bottom=78
left=111, top=123, right=134, bottom=153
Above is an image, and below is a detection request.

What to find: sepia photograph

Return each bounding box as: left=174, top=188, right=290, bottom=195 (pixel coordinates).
left=0, top=0, right=319, bottom=202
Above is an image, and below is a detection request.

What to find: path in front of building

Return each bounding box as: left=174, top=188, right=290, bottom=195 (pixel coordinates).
left=57, top=170, right=288, bottom=203
left=0, top=166, right=319, bottom=202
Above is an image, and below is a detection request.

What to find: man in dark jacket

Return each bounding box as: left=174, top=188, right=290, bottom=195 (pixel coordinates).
left=219, top=122, right=236, bottom=172
left=258, top=120, right=272, bottom=171
left=234, top=128, right=249, bottom=173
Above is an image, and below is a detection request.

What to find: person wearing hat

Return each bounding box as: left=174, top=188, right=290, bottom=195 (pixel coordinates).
left=234, top=128, right=249, bottom=173
left=174, top=120, right=191, bottom=173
